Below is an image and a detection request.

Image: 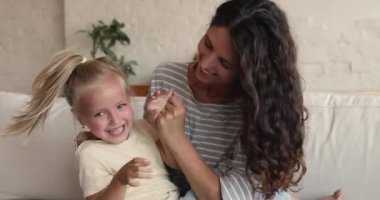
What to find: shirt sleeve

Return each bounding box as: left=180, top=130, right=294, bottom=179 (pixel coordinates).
left=144, top=63, right=171, bottom=121
left=220, top=169, right=254, bottom=199
left=148, top=64, right=167, bottom=96
left=76, top=142, right=113, bottom=198
left=220, top=170, right=291, bottom=200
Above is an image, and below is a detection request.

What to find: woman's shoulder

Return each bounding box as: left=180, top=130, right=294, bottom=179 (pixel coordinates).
left=153, top=62, right=189, bottom=75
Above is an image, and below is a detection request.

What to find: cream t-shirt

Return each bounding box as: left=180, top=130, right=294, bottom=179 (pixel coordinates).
left=76, top=120, right=178, bottom=200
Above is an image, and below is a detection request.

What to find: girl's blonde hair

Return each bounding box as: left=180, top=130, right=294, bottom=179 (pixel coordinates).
left=6, top=51, right=131, bottom=136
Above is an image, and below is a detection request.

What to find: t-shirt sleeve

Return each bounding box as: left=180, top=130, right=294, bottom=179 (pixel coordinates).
left=144, top=63, right=170, bottom=119
left=220, top=170, right=291, bottom=200
left=148, top=64, right=168, bottom=96
left=76, top=143, right=113, bottom=198
left=220, top=169, right=254, bottom=199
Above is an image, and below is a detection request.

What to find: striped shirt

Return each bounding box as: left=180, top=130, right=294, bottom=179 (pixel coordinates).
left=148, top=62, right=290, bottom=200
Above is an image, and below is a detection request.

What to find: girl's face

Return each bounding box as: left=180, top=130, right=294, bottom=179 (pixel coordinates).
left=195, top=26, right=240, bottom=87
left=73, top=74, right=133, bottom=144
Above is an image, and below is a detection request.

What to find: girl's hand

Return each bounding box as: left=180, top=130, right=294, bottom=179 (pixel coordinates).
left=156, top=92, right=186, bottom=141
left=115, top=158, right=152, bottom=187
left=144, top=90, right=173, bottom=124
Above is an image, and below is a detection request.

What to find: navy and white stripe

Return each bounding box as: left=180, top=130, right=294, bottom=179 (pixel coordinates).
left=149, top=62, right=290, bottom=200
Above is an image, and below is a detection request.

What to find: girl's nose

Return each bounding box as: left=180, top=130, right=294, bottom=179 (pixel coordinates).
left=109, top=111, right=121, bottom=125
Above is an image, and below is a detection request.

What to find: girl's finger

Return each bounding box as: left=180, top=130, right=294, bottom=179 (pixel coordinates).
left=146, top=109, right=158, bottom=115
left=132, top=158, right=151, bottom=166
left=138, top=166, right=152, bottom=173
left=168, top=92, right=183, bottom=107
left=128, top=179, right=140, bottom=187
left=165, top=103, right=176, bottom=113
left=154, top=90, right=161, bottom=96
left=144, top=110, right=158, bottom=123
left=137, top=171, right=152, bottom=179
left=129, top=168, right=151, bottom=179
left=160, top=109, right=168, bottom=118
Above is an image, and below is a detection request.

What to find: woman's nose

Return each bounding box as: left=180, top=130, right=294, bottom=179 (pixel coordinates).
left=200, top=53, right=217, bottom=71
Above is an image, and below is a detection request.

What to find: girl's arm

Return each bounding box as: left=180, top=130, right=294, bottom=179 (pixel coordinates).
left=86, top=178, right=126, bottom=200
left=85, top=158, right=151, bottom=200
left=156, top=93, right=221, bottom=200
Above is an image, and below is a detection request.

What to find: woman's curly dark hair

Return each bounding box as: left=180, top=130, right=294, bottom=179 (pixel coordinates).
left=211, top=0, right=307, bottom=198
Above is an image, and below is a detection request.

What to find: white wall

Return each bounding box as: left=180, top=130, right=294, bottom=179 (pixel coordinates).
left=277, top=0, right=380, bottom=91
left=0, top=0, right=379, bottom=93
left=64, top=0, right=223, bottom=85
left=0, top=0, right=64, bottom=94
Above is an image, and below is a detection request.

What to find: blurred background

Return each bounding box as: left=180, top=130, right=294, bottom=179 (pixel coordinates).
left=0, top=0, right=379, bottom=94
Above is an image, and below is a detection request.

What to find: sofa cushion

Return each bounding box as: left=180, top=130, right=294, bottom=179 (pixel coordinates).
left=295, top=92, right=380, bottom=200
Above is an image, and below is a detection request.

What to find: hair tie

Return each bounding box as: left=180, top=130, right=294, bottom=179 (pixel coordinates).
left=81, top=57, right=87, bottom=64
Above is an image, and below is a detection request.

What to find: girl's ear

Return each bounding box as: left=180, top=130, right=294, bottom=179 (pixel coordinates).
left=71, top=108, right=84, bottom=125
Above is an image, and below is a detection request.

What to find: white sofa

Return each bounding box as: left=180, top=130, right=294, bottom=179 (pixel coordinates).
left=0, top=91, right=379, bottom=200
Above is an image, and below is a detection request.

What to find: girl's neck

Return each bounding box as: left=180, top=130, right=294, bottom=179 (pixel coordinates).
left=187, top=62, right=240, bottom=104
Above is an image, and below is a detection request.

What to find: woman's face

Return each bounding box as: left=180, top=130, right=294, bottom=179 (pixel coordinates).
left=195, top=26, right=240, bottom=87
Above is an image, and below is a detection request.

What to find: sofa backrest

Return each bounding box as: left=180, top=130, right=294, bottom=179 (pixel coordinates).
left=295, top=92, right=380, bottom=200
left=0, top=91, right=379, bottom=200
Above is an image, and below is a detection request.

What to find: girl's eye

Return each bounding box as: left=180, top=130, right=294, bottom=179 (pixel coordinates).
left=94, top=112, right=105, bottom=118
left=117, top=103, right=128, bottom=110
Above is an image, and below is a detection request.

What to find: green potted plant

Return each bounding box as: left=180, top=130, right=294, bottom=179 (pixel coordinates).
left=80, top=19, right=138, bottom=76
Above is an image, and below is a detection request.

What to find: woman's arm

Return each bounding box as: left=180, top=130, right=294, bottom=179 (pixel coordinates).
left=143, top=90, right=180, bottom=169
left=163, top=134, right=221, bottom=200
left=155, top=139, right=180, bottom=169
left=156, top=93, right=221, bottom=200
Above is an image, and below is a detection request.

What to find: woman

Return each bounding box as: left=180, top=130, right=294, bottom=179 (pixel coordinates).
left=146, top=0, right=307, bottom=199
left=78, top=0, right=342, bottom=199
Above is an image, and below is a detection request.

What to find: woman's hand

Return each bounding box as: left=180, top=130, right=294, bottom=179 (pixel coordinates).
left=75, top=131, right=99, bottom=147
left=156, top=92, right=186, bottom=141
left=319, top=189, right=343, bottom=200
left=114, top=158, right=152, bottom=186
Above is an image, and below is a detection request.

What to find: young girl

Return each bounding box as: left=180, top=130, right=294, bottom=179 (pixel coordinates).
left=6, top=51, right=178, bottom=200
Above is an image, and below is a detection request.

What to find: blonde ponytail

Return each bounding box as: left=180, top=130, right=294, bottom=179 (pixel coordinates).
left=6, top=51, right=85, bottom=136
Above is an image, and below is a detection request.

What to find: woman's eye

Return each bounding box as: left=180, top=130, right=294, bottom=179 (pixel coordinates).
left=220, top=59, right=232, bottom=70
left=205, top=37, right=213, bottom=49
left=117, top=103, right=128, bottom=110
